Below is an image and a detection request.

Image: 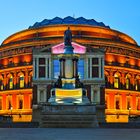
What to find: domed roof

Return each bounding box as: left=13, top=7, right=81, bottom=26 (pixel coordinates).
left=29, top=16, right=110, bottom=29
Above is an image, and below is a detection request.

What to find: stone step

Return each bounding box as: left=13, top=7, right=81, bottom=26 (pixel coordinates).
left=41, top=116, right=95, bottom=121
left=40, top=121, right=98, bottom=128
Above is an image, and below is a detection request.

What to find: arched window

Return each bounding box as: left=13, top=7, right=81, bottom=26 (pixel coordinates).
left=0, top=77, right=3, bottom=90
left=20, top=75, right=24, bottom=88
left=126, top=75, right=130, bottom=89
left=114, top=73, right=119, bottom=88
left=135, top=80, right=138, bottom=91
left=9, top=76, right=13, bottom=89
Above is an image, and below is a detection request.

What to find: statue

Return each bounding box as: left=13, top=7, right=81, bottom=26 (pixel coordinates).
left=64, top=27, right=72, bottom=46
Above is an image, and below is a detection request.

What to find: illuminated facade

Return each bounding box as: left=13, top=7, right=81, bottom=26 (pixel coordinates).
left=0, top=16, right=140, bottom=122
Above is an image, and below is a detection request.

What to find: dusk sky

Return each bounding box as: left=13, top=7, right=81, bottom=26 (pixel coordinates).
left=0, top=0, right=140, bottom=45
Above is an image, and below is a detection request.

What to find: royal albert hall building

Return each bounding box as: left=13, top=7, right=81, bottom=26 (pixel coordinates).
left=0, top=16, right=140, bottom=122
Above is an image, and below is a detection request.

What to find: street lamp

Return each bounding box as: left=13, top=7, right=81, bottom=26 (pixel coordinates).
left=128, top=107, right=131, bottom=122
left=10, top=106, right=13, bottom=121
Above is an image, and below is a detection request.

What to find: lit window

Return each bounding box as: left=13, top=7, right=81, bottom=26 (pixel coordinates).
left=53, top=60, right=60, bottom=79
left=20, top=75, right=24, bottom=88
left=9, top=76, right=13, bottom=89
left=114, top=74, right=119, bottom=88
left=78, top=59, right=84, bottom=79
left=135, top=80, right=138, bottom=91
left=126, top=76, right=130, bottom=89
left=0, top=79, right=3, bottom=90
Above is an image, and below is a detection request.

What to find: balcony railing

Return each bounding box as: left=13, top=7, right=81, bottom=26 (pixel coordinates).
left=105, top=61, right=140, bottom=71
left=0, top=62, right=32, bottom=70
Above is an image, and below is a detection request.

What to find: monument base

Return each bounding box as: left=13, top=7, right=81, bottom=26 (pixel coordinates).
left=39, top=104, right=98, bottom=128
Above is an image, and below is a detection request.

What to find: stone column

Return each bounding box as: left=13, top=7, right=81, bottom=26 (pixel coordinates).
left=24, top=94, right=30, bottom=109
left=3, top=73, right=6, bottom=90
left=109, top=70, right=114, bottom=88
left=25, top=69, right=28, bottom=88
left=90, top=58, right=92, bottom=78
left=102, top=57, right=105, bottom=79
left=49, top=58, right=51, bottom=79
left=33, top=85, right=37, bottom=104
left=121, top=94, right=127, bottom=110
left=99, top=57, right=101, bottom=78
left=91, top=85, right=94, bottom=103
left=2, top=94, right=6, bottom=110
left=45, top=58, right=48, bottom=79
left=63, top=59, right=65, bottom=78
left=12, top=94, right=17, bottom=109
left=36, top=58, right=39, bottom=78
left=73, top=59, right=78, bottom=78
left=85, top=58, right=88, bottom=79
left=33, top=57, right=36, bottom=79
left=13, top=72, right=17, bottom=89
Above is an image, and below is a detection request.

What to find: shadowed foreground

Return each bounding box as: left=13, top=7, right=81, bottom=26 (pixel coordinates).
left=0, top=128, right=140, bottom=140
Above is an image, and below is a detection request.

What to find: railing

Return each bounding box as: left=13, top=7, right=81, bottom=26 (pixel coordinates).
left=0, top=85, right=32, bottom=92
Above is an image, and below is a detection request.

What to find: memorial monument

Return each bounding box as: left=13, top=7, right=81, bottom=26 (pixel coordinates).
left=48, top=27, right=90, bottom=105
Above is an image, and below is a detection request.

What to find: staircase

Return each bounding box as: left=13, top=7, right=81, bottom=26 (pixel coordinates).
left=40, top=104, right=98, bottom=128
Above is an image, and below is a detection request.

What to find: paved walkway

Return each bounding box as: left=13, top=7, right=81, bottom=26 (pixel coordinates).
left=0, top=128, right=140, bottom=140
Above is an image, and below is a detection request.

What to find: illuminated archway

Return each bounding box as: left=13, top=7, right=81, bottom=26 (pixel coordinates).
left=125, top=74, right=131, bottom=90
left=17, top=72, right=25, bottom=88
left=20, top=74, right=24, bottom=88
left=0, top=75, right=3, bottom=90
left=135, top=75, right=140, bottom=91
left=114, top=73, right=120, bottom=88
left=7, top=74, right=13, bottom=89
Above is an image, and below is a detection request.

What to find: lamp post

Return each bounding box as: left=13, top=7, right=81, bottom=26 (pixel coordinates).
left=10, top=106, right=13, bottom=121
left=128, top=107, right=131, bottom=122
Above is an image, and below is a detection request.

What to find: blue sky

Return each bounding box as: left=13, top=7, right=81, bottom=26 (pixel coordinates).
left=0, top=0, right=140, bottom=45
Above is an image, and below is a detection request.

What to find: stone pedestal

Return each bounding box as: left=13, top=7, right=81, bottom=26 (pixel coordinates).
left=39, top=104, right=98, bottom=128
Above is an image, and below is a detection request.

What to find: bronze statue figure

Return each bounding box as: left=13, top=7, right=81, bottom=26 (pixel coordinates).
left=64, top=27, right=72, bottom=46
